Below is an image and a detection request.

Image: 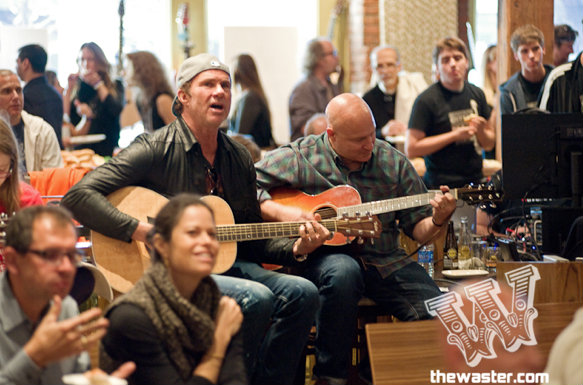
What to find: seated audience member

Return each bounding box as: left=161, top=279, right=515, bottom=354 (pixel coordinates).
left=101, top=194, right=246, bottom=384
left=0, top=70, right=63, bottom=172
left=255, top=93, right=456, bottom=385
left=553, top=24, right=578, bottom=67
left=125, top=51, right=175, bottom=132
left=499, top=24, right=553, bottom=115
left=0, top=118, right=43, bottom=272
left=303, top=113, right=328, bottom=136
left=61, top=53, right=319, bottom=385
left=363, top=45, right=427, bottom=139
left=539, top=50, right=583, bottom=113
left=0, top=205, right=135, bottom=384
left=406, top=37, right=495, bottom=189
left=230, top=54, right=275, bottom=148
left=289, top=38, right=341, bottom=141
left=230, top=134, right=262, bottom=163
left=16, top=44, right=64, bottom=148
left=64, top=42, right=124, bottom=157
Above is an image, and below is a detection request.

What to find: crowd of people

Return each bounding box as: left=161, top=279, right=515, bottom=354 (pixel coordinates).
left=0, top=18, right=582, bottom=385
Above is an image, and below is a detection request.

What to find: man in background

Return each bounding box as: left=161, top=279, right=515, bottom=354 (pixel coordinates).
left=406, top=37, right=495, bottom=189
left=0, top=69, right=63, bottom=172
left=553, top=24, right=578, bottom=67
left=363, top=45, right=427, bottom=140
left=16, top=44, right=64, bottom=148
left=539, top=49, right=583, bottom=113
left=289, top=37, right=341, bottom=141
left=499, top=24, right=553, bottom=115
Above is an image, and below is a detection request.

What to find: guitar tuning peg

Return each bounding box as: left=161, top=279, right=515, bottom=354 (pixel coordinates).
left=357, top=237, right=364, bottom=244
left=369, top=239, right=374, bottom=245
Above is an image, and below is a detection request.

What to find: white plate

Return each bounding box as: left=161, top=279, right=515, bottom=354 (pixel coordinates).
left=62, top=374, right=127, bottom=385
left=442, top=269, right=489, bottom=279
left=69, top=134, right=106, bottom=145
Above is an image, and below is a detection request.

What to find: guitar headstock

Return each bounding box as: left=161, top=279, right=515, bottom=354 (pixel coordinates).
left=334, top=215, right=381, bottom=239
left=457, top=184, right=503, bottom=204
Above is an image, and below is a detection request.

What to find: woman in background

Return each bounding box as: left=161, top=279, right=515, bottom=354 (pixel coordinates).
left=64, top=42, right=124, bottom=157
left=0, top=118, right=42, bottom=271
left=229, top=54, right=275, bottom=149
left=125, top=51, right=175, bottom=132
left=100, top=194, right=246, bottom=385
left=481, top=45, right=498, bottom=108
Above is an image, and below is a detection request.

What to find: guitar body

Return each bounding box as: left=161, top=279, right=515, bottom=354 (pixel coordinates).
left=270, top=185, right=362, bottom=245
left=200, top=195, right=237, bottom=274
left=91, top=187, right=168, bottom=294
left=91, top=187, right=236, bottom=294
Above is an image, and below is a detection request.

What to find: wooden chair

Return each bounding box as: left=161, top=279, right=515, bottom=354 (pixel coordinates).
left=365, top=301, right=582, bottom=385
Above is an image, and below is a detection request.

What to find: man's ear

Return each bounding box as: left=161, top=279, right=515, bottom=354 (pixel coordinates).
left=3, top=246, right=20, bottom=275
left=177, top=88, right=189, bottom=105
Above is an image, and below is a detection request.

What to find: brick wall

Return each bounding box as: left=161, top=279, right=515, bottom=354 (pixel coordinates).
left=349, top=0, right=380, bottom=94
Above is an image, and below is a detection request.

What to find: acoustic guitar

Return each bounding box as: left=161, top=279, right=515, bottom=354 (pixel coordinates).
left=270, top=184, right=502, bottom=246
left=91, top=186, right=381, bottom=293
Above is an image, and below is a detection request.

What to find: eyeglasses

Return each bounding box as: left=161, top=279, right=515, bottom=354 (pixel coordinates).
left=0, top=168, right=12, bottom=178
left=205, top=167, right=220, bottom=196
left=27, top=248, right=82, bottom=266
left=323, top=49, right=338, bottom=57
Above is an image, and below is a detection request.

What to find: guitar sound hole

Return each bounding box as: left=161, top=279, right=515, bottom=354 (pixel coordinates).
left=315, top=206, right=337, bottom=219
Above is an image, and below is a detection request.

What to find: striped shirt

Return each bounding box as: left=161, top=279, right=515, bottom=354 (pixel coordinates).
left=255, top=133, right=432, bottom=278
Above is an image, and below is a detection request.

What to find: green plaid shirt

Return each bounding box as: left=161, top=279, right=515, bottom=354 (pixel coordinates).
left=255, top=133, right=431, bottom=278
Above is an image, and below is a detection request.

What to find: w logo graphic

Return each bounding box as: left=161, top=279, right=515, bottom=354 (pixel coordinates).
left=425, top=265, right=540, bottom=367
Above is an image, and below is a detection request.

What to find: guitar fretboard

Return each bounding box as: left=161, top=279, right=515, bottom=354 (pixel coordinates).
left=335, top=190, right=454, bottom=217
left=216, top=220, right=338, bottom=242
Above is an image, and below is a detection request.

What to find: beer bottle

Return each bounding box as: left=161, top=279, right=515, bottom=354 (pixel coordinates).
left=458, top=216, right=472, bottom=269
left=443, top=221, right=458, bottom=270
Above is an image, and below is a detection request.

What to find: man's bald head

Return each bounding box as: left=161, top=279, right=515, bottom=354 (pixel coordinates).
left=325, top=93, right=375, bottom=136
left=325, top=93, right=376, bottom=169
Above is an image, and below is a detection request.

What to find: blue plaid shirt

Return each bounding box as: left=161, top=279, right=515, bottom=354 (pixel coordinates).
left=255, top=133, right=431, bottom=277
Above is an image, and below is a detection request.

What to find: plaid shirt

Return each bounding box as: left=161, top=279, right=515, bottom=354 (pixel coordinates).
left=255, top=133, right=431, bottom=278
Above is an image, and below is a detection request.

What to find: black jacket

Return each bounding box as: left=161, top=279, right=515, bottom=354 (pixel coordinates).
left=61, top=117, right=295, bottom=265
left=539, top=52, right=583, bottom=113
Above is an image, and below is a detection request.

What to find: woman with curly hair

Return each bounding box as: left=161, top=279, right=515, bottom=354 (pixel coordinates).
left=126, top=51, right=175, bottom=132
left=64, top=42, right=125, bottom=156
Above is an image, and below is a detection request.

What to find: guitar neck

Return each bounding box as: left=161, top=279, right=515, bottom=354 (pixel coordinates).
left=217, top=219, right=340, bottom=242
left=335, top=190, right=455, bottom=217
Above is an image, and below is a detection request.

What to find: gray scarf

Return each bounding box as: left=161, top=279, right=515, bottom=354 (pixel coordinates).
left=100, top=261, right=221, bottom=380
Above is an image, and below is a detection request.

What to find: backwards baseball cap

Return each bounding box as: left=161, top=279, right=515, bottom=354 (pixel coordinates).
left=172, top=53, right=231, bottom=116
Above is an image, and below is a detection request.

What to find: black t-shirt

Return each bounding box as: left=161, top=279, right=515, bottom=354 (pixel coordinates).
left=362, top=84, right=396, bottom=138
left=409, top=81, right=492, bottom=189
left=518, top=73, right=545, bottom=109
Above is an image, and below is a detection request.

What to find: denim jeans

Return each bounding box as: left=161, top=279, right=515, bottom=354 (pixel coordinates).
left=299, top=254, right=442, bottom=380
left=218, top=260, right=319, bottom=385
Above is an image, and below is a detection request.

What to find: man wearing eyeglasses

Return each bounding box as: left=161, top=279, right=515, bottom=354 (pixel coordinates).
left=0, top=69, right=63, bottom=172
left=363, top=45, right=427, bottom=140
left=62, top=53, right=320, bottom=385
left=0, top=205, right=134, bottom=384
left=289, top=37, right=341, bottom=141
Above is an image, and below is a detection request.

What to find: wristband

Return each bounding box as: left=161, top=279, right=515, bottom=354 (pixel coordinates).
left=93, top=80, right=104, bottom=90
left=432, top=217, right=445, bottom=227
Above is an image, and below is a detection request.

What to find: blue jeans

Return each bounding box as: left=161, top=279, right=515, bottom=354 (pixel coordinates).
left=212, top=273, right=273, bottom=380
left=299, top=254, right=442, bottom=380
left=218, top=260, right=319, bottom=385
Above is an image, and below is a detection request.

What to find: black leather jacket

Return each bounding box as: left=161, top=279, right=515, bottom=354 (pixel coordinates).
left=62, top=117, right=295, bottom=265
